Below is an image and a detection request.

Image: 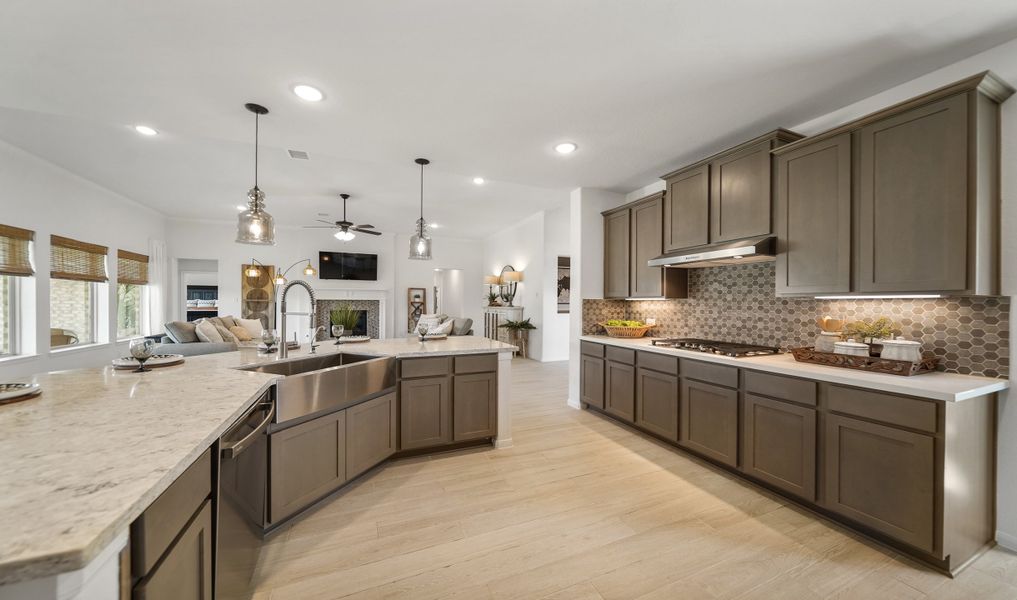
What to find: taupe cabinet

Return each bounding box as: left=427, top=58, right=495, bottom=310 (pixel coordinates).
left=580, top=344, right=605, bottom=410
left=579, top=340, right=996, bottom=574
left=399, top=354, right=499, bottom=450
left=603, top=193, right=687, bottom=299
left=660, top=129, right=802, bottom=253
left=604, top=358, right=635, bottom=422
left=130, top=449, right=214, bottom=600
left=774, top=71, right=1013, bottom=296
left=270, top=410, right=347, bottom=523
left=346, top=392, right=398, bottom=480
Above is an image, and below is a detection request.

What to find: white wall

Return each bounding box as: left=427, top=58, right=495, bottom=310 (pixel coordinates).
left=393, top=234, right=485, bottom=337
left=0, top=140, right=168, bottom=380
left=541, top=203, right=571, bottom=361
left=164, top=221, right=485, bottom=340
left=482, top=211, right=546, bottom=359
left=567, top=188, right=625, bottom=406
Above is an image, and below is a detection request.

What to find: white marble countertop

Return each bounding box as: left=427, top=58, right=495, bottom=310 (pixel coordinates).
left=581, top=335, right=1008, bottom=402
left=0, top=336, right=515, bottom=585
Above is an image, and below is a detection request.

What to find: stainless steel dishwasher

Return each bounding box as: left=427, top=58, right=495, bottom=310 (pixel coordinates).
left=217, top=389, right=274, bottom=600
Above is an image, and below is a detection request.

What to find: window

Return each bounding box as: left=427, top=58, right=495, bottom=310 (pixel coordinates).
left=50, top=235, right=108, bottom=349
left=117, top=250, right=149, bottom=339
left=0, top=224, right=35, bottom=357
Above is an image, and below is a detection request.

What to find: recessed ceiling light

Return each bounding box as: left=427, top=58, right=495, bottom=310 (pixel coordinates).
left=430, top=223, right=442, bottom=229
left=473, top=177, right=485, bottom=185
left=134, top=125, right=158, bottom=136
left=292, top=84, right=324, bottom=102
left=236, top=205, right=247, bottom=211
left=554, top=142, right=577, bottom=154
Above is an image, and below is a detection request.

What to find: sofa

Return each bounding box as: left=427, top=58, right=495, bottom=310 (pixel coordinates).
left=153, top=315, right=264, bottom=357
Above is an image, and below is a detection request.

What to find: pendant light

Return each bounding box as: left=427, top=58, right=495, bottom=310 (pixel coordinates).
left=236, top=103, right=276, bottom=245
left=408, top=158, right=432, bottom=260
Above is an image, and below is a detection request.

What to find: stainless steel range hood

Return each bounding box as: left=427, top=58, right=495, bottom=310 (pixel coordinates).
left=647, top=236, right=776, bottom=268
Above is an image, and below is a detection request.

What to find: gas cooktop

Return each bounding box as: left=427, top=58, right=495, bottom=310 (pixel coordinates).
left=650, top=338, right=781, bottom=358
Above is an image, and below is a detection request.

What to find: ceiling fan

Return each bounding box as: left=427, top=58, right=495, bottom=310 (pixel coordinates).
left=304, top=193, right=381, bottom=241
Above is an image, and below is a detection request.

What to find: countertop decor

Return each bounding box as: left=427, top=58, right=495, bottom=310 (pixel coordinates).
left=599, top=320, right=652, bottom=338
left=790, top=346, right=938, bottom=376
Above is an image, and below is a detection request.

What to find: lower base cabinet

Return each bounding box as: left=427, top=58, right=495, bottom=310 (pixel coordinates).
left=605, top=361, right=636, bottom=422
left=132, top=500, right=213, bottom=600
left=580, top=355, right=605, bottom=409
left=269, top=411, right=347, bottom=523
left=823, top=413, right=936, bottom=553
left=400, top=376, right=453, bottom=450
left=453, top=372, right=497, bottom=441
left=635, top=367, right=678, bottom=441
left=346, top=392, right=397, bottom=480
left=679, top=379, right=739, bottom=467
left=742, top=393, right=816, bottom=501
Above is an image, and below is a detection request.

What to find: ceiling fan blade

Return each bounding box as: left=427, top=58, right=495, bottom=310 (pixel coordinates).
left=303, top=225, right=336, bottom=229
left=356, top=224, right=375, bottom=229
left=352, top=227, right=382, bottom=236
left=315, top=219, right=336, bottom=226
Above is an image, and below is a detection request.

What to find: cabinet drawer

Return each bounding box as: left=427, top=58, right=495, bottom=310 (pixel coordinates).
left=637, top=351, right=678, bottom=375
left=401, top=356, right=451, bottom=379
left=826, top=384, right=938, bottom=433
left=744, top=371, right=816, bottom=406
left=131, top=448, right=212, bottom=577
left=454, top=353, right=497, bottom=374
left=581, top=341, right=605, bottom=357
left=605, top=345, right=636, bottom=365
left=681, top=359, right=738, bottom=389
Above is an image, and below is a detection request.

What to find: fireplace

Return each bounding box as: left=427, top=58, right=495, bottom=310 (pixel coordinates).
left=314, top=299, right=380, bottom=339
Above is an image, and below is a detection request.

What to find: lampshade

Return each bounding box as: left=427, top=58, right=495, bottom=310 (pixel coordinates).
left=245, top=261, right=261, bottom=278
left=483, top=275, right=500, bottom=285
left=334, top=229, right=356, bottom=242
left=409, top=225, right=432, bottom=260
left=502, top=270, right=524, bottom=283
left=274, top=274, right=286, bottom=285
left=303, top=262, right=317, bottom=276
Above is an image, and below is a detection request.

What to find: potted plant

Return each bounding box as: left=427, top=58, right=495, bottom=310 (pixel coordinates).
left=843, top=317, right=900, bottom=356
left=330, top=303, right=361, bottom=338
left=498, top=318, right=536, bottom=358
left=486, top=291, right=501, bottom=307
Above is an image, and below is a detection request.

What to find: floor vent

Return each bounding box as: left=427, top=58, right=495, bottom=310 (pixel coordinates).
left=288, top=149, right=310, bottom=160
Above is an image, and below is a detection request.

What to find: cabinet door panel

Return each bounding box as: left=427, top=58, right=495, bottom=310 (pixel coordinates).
left=710, top=141, right=772, bottom=242
left=742, top=394, right=816, bottom=501
left=776, top=133, right=852, bottom=295
left=581, top=355, right=605, bottom=409
left=270, top=411, right=346, bottom=523
left=630, top=196, right=664, bottom=298
left=400, top=376, right=452, bottom=450
left=858, top=94, right=968, bottom=292
left=680, top=379, right=738, bottom=466
left=453, top=372, right=497, bottom=441
left=664, top=165, right=710, bottom=250
left=346, top=392, right=397, bottom=480
left=823, top=414, right=936, bottom=553
left=605, top=361, right=635, bottom=422
left=133, top=500, right=213, bottom=600
left=603, top=210, right=631, bottom=298
left=636, top=368, right=679, bottom=441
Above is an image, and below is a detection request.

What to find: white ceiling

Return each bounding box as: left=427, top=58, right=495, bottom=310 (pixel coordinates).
left=2, top=1, right=1017, bottom=238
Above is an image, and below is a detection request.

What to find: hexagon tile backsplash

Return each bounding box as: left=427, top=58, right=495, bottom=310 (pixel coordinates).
left=582, top=262, right=1009, bottom=378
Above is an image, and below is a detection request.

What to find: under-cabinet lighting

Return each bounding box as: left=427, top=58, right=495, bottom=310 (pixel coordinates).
left=814, top=294, right=943, bottom=300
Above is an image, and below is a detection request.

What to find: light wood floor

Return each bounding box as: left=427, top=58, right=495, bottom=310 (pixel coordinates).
left=251, top=359, right=1017, bottom=600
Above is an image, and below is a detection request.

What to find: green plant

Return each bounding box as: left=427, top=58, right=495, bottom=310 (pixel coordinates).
left=498, top=318, right=537, bottom=331
left=604, top=319, right=645, bottom=327
left=486, top=291, right=500, bottom=305
left=844, top=317, right=899, bottom=341
left=329, top=303, right=360, bottom=331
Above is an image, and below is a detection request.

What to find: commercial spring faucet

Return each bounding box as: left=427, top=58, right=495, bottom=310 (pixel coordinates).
left=279, top=280, right=316, bottom=359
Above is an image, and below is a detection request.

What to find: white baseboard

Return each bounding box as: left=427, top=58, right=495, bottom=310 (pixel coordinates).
left=567, top=398, right=581, bottom=409
left=997, top=530, right=1017, bottom=552
left=494, top=437, right=514, bottom=449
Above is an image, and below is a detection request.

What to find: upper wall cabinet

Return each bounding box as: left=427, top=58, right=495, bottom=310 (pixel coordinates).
left=660, top=129, right=803, bottom=254
left=774, top=71, right=1014, bottom=297
left=603, top=193, right=688, bottom=299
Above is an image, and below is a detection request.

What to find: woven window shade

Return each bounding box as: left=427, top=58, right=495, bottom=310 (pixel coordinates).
left=50, top=235, right=108, bottom=283
left=117, top=249, right=149, bottom=285
left=0, top=224, right=35, bottom=277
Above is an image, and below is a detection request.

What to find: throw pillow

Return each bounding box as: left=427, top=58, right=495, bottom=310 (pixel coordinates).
left=164, top=320, right=199, bottom=343
left=417, top=313, right=445, bottom=331
left=215, top=323, right=239, bottom=344
left=219, top=315, right=238, bottom=328
left=208, top=316, right=225, bottom=328
left=428, top=319, right=455, bottom=336
left=236, top=317, right=264, bottom=338
left=194, top=319, right=224, bottom=343
left=229, top=325, right=253, bottom=341
left=451, top=318, right=473, bottom=336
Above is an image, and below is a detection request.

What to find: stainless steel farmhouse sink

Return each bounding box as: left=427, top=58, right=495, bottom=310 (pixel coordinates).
left=237, top=353, right=396, bottom=426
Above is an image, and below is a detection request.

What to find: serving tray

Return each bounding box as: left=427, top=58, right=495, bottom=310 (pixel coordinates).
left=790, top=347, right=939, bottom=377
left=112, top=354, right=185, bottom=369
left=0, top=382, right=42, bottom=405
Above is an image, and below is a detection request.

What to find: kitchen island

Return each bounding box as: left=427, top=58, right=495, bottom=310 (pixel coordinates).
left=0, top=336, right=515, bottom=598
left=578, top=334, right=1007, bottom=575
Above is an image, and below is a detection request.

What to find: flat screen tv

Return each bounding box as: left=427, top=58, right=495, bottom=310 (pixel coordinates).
left=318, top=251, right=378, bottom=281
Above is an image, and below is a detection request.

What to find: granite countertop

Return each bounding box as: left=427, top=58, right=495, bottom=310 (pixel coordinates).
left=0, top=336, right=516, bottom=585
left=581, top=335, right=1008, bottom=402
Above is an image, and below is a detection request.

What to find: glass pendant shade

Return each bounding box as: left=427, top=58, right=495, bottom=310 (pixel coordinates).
left=236, top=187, right=276, bottom=245
left=409, top=219, right=432, bottom=260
